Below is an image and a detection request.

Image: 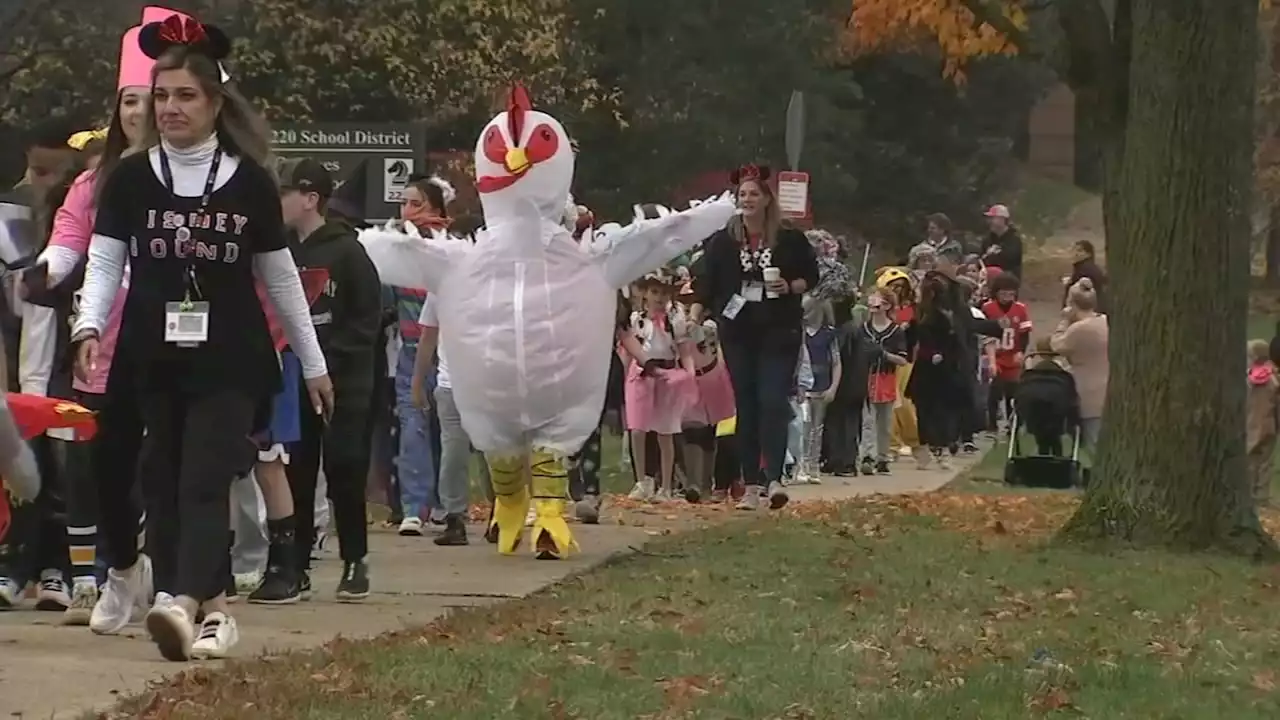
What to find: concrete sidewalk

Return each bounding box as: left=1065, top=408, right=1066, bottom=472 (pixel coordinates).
left=0, top=455, right=975, bottom=719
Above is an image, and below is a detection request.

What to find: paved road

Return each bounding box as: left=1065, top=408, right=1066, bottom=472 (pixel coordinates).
left=0, top=448, right=982, bottom=719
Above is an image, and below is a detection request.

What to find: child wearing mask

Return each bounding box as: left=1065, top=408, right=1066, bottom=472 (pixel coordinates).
left=981, top=272, right=1032, bottom=433
left=857, top=290, right=908, bottom=475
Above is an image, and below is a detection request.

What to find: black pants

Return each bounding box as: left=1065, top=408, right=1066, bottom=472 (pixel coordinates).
left=988, top=376, right=1017, bottom=430
left=287, top=392, right=371, bottom=571
left=569, top=423, right=603, bottom=501
left=823, top=397, right=863, bottom=470
left=139, top=389, right=257, bottom=602
left=0, top=439, right=66, bottom=584
left=713, top=433, right=739, bottom=491
left=85, top=386, right=147, bottom=573
left=915, top=395, right=961, bottom=450
left=721, top=336, right=796, bottom=486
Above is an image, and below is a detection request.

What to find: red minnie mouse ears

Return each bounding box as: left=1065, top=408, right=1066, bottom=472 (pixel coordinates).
left=138, top=14, right=231, bottom=62
left=729, top=164, right=772, bottom=186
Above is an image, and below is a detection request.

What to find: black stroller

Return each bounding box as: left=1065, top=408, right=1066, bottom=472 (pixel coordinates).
left=1004, top=360, right=1083, bottom=488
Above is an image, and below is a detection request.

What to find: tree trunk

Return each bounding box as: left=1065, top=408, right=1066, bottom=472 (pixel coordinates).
left=1063, top=0, right=1276, bottom=556
left=1267, top=205, right=1280, bottom=286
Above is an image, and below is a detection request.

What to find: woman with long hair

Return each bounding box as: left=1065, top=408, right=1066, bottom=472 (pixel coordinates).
left=70, top=14, right=332, bottom=661
left=21, top=27, right=157, bottom=629
left=693, top=165, right=818, bottom=510
left=904, top=271, right=969, bottom=468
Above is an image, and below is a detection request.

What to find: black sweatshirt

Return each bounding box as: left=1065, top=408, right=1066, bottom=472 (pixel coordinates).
left=288, top=220, right=382, bottom=407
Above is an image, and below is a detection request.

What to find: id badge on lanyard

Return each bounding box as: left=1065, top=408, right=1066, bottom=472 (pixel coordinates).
left=158, top=148, right=220, bottom=348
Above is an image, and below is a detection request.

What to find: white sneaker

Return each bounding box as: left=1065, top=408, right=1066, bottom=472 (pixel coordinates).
left=36, top=570, right=71, bottom=611
left=90, top=555, right=153, bottom=636
left=0, top=577, right=21, bottom=609
left=767, top=481, right=790, bottom=510
left=736, top=486, right=761, bottom=511
left=915, top=448, right=932, bottom=471
left=233, top=571, right=263, bottom=594
left=63, top=581, right=98, bottom=626
left=191, top=612, right=239, bottom=660
left=398, top=517, right=424, bottom=536
left=627, top=478, right=656, bottom=502
left=153, top=591, right=175, bottom=609
left=898, top=446, right=914, bottom=458
left=145, top=601, right=195, bottom=662
left=936, top=456, right=952, bottom=470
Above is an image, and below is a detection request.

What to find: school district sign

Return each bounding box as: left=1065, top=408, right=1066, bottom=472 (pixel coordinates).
left=271, top=123, right=427, bottom=220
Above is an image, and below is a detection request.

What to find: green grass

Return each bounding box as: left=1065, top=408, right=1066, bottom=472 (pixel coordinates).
left=111, top=499, right=1280, bottom=719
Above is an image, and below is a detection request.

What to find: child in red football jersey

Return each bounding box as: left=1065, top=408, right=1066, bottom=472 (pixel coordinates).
left=981, top=272, right=1032, bottom=432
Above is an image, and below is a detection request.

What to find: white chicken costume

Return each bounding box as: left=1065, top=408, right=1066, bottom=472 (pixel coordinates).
left=359, top=85, right=736, bottom=558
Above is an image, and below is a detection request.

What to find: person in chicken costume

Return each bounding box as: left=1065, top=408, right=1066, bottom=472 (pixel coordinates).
left=358, top=85, right=736, bottom=558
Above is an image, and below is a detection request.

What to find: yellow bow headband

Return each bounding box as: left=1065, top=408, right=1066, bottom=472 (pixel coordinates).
left=66, top=128, right=109, bottom=150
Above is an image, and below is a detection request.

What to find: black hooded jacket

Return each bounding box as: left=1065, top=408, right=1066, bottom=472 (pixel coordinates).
left=289, top=220, right=382, bottom=406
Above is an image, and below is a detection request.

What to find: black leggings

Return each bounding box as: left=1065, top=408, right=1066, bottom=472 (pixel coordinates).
left=287, top=392, right=371, bottom=571
left=713, top=434, right=739, bottom=491
left=85, top=387, right=147, bottom=574
left=139, top=389, right=257, bottom=602
left=0, top=441, right=66, bottom=583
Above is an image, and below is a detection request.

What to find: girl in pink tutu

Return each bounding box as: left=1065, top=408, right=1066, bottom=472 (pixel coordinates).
left=622, top=273, right=696, bottom=501
left=679, top=314, right=735, bottom=500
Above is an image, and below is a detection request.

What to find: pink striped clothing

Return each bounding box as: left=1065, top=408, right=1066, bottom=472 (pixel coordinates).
left=46, top=170, right=129, bottom=395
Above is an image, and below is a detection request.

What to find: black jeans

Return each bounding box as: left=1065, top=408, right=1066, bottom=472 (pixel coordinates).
left=0, top=439, right=66, bottom=584
left=84, top=385, right=147, bottom=573
left=287, top=391, right=371, bottom=571
left=988, top=375, right=1017, bottom=430
left=569, top=424, right=603, bottom=500
left=720, top=335, right=796, bottom=486
left=713, top=433, right=739, bottom=491
left=823, top=397, right=863, bottom=470
left=139, top=389, right=257, bottom=602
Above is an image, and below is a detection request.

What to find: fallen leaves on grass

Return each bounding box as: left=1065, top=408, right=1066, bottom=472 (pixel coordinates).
left=788, top=491, right=1081, bottom=539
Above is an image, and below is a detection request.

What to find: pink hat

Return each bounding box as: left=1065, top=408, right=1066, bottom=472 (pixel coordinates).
left=117, top=26, right=154, bottom=90
left=984, top=204, right=1011, bottom=219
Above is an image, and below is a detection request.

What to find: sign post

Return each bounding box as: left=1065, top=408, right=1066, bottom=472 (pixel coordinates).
left=776, top=170, right=810, bottom=221
left=270, top=123, right=427, bottom=220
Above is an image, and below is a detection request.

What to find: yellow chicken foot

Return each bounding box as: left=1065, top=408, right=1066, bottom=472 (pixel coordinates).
left=485, top=453, right=529, bottom=554
left=530, top=449, right=578, bottom=560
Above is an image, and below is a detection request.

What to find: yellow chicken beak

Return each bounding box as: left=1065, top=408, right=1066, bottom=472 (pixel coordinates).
left=504, top=147, right=531, bottom=175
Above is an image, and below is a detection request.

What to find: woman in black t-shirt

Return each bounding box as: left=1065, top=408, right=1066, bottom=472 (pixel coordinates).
left=694, top=165, right=819, bottom=511
left=69, top=15, right=332, bottom=663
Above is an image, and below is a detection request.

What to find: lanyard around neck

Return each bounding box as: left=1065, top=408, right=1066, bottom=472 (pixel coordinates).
left=158, top=146, right=221, bottom=303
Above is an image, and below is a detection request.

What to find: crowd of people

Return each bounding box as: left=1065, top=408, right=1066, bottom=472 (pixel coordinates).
left=0, top=7, right=1117, bottom=666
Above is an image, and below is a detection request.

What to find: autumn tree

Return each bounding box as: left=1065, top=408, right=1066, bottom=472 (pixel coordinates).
left=851, top=0, right=1269, bottom=553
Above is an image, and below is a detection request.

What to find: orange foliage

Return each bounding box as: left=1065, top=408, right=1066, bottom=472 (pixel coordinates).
left=842, top=0, right=1027, bottom=79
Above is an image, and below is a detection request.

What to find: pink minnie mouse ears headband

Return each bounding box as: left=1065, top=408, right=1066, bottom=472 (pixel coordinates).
left=729, top=163, right=772, bottom=186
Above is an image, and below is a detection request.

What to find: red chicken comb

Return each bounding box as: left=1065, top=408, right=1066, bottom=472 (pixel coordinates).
left=508, top=83, right=531, bottom=143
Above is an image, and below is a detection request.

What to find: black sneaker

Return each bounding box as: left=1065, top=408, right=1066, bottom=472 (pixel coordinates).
left=433, top=516, right=468, bottom=546
left=248, top=567, right=299, bottom=605
left=963, top=442, right=979, bottom=454
left=336, top=561, right=370, bottom=602
left=298, top=571, right=313, bottom=601
left=859, top=457, right=876, bottom=476
left=875, top=460, right=891, bottom=474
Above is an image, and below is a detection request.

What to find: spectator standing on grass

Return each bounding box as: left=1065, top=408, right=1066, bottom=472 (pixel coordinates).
left=1050, top=278, right=1109, bottom=452
left=909, top=213, right=964, bottom=269
left=981, top=204, right=1023, bottom=281
left=1062, top=239, right=1107, bottom=314
left=1246, top=339, right=1277, bottom=509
